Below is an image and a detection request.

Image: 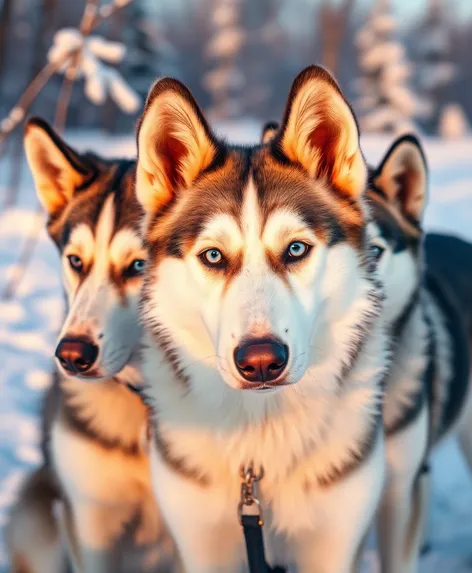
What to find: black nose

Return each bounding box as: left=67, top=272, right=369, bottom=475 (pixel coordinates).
left=234, top=338, right=289, bottom=383
left=55, top=337, right=99, bottom=374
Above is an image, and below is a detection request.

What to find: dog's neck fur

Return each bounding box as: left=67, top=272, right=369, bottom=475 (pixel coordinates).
left=383, top=297, right=430, bottom=434
left=141, top=277, right=387, bottom=487
left=59, top=364, right=148, bottom=455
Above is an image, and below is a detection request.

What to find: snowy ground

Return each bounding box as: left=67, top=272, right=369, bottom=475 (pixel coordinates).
left=1, top=123, right=472, bottom=571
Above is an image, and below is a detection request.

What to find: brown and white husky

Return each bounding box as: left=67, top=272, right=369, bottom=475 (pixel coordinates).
left=134, top=66, right=389, bottom=572
left=366, top=134, right=472, bottom=573
left=6, top=118, right=176, bottom=573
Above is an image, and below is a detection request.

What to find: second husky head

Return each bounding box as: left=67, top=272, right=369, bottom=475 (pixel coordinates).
left=136, top=66, right=382, bottom=397
left=24, top=119, right=145, bottom=381
left=367, top=135, right=428, bottom=325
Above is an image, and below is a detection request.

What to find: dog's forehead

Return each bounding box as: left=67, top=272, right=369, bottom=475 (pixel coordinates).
left=52, top=160, right=142, bottom=250
left=152, top=145, right=364, bottom=257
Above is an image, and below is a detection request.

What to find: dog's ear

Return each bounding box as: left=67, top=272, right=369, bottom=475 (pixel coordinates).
left=373, top=134, right=428, bottom=223
left=136, top=78, right=220, bottom=214
left=261, top=121, right=279, bottom=144
left=274, top=65, right=366, bottom=199
left=24, top=117, right=94, bottom=216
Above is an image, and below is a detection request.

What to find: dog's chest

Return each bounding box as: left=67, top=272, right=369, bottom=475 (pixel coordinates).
left=51, top=418, right=152, bottom=505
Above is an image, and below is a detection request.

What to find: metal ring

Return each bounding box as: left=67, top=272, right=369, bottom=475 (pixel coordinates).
left=238, top=497, right=264, bottom=526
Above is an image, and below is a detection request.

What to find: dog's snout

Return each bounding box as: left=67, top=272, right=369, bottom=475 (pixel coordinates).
left=55, top=337, right=99, bottom=374
left=234, top=339, right=288, bottom=383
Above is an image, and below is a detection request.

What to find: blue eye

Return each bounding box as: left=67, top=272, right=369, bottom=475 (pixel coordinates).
left=68, top=254, right=83, bottom=273
left=370, top=244, right=385, bottom=262
left=286, top=241, right=311, bottom=263
left=199, top=248, right=226, bottom=269
left=124, top=259, right=146, bottom=278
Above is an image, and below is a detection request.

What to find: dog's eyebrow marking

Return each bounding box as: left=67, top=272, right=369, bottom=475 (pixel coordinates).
left=109, top=228, right=143, bottom=267
left=65, top=223, right=95, bottom=263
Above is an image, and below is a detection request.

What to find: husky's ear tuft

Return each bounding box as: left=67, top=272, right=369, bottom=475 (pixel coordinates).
left=261, top=121, right=279, bottom=144
left=275, top=65, right=366, bottom=198
left=373, top=134, right=428, bottom=222
left=24, top=117, right=94, bottom=216
left=136, top=78, right=220, bottom=213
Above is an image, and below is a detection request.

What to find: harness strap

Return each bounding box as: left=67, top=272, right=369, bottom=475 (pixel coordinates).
left=242, top=515, right=270, bottom=573
left=242, top=515, right=286, bottom=573
left=239, top=465, right=286, bottom=573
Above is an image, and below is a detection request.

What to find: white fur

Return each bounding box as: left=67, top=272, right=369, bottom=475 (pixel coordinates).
left=369, top=222, right=418, bottom=325
left=423, top=291, right=454, bottom=441
left=383, top=304, right=429, bottom=430
left=140, top=176, right=388, bottom=571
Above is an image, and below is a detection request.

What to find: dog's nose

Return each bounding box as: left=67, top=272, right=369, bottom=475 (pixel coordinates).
left=55, top=337, right=99, bottom=374
left=234, top=339, right=289, bottom=383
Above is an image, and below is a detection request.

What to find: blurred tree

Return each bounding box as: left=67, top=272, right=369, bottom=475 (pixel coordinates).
left=319, top=0, right=355, bottom=78
left=238, top=0, right=289, bottom=120
left=415, top=0, right=456, bottom=134
left=164, top=0, right=214, bottom=111
left=204, top=0, right=245, bottom=120
left=0, top=0, right=13, bottom=81
left=355, top=0, right=424, bottom=133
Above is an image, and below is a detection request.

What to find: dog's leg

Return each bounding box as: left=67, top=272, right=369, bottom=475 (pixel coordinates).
left=6, top=466, right=67, bottom=573
left=377, top=408, right=428, bottom=573
left=54, top=499, right=82, bottom=573
left=65, top=500, right=131, bottom=573
left=149, top=448, right=244, bottom=573
left=350, top=531, right=368, bottom=573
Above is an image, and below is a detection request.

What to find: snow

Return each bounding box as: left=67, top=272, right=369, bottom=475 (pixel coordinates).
left=1, top=124, right=472, bottom=571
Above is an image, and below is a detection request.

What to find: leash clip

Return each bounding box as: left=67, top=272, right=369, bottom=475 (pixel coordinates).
left=238, top=463, right=264, bottom=526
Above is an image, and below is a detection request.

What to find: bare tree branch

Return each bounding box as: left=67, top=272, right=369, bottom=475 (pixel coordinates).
left=1, top=0, right=133, bottom=301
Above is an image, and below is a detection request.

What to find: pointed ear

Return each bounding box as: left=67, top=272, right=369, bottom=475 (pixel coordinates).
left=261, top=121, right=279, bottom=144
left=373, top=134, right=428, bottom=222
left=274, top=66, right=366, bottom=199
left=24, top=118, right=95, bottom=216
left=136, top=78, right=221, bottom=214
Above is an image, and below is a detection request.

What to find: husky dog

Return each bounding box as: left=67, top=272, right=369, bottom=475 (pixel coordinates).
left=6, top=118, right=175, bottom=573
left=367, top=134, right=471, bottom=573
left=134, top=65, right=389, bottom=572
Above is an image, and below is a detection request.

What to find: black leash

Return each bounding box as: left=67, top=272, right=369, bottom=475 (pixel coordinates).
left=239, top=465, right=286, bottom=573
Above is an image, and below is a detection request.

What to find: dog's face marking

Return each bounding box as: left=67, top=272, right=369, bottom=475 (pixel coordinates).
left=24, top=118, right=145, bottom=381
left=367, top=135, right=428, bottom=324
left=137, top=67, right=382, bottom=397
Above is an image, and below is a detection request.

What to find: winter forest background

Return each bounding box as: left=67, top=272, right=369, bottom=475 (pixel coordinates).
left=0, top=0, right=471, bottom=136
left=1, top=0, right=472, bottom=572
